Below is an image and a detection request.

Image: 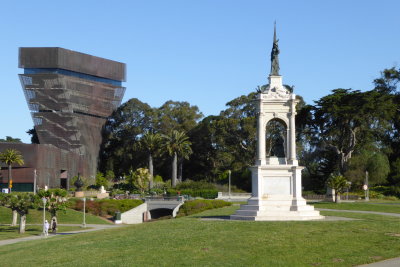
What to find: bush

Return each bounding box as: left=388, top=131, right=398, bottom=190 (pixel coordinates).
left=177, top=199, right=232, bottom=217
left=167, top=188, right=218, bottom=199
left=176, top=180, right=217, bottom=191
left=70, top=199, right=143, bottom=217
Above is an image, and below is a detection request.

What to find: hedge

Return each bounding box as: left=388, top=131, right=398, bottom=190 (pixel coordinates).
left=167, top=188, right=218, bottom=199
left=176, top=199, right=232, bottom=217
left=70, top=199, right=143, bottom=217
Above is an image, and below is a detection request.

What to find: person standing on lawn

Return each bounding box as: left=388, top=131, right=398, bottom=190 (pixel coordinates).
left=52, top=219, right=57, bottom=234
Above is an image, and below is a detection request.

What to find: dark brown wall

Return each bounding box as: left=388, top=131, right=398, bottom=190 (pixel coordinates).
left=0, top=143, right=81, bottom=188
left=19, top=47, right=126, bottom=81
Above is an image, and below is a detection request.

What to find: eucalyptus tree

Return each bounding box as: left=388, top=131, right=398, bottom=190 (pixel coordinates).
left=163, top=130, right=192, bottom=187
left=0, top=148, right=24, bottom=192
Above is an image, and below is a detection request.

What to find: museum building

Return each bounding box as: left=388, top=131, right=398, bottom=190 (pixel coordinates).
left=0, top=47, right=126, bottom=191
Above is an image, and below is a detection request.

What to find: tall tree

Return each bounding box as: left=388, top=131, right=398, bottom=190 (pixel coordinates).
left=163, top=130, right=192, bottom=187
left=135, top=132, right=163, bottom=188
left=156, top=101, right=203, bottom=134
left=99, top=98, right=155, bottom=176
left=0, top=149, right=24, bottom=192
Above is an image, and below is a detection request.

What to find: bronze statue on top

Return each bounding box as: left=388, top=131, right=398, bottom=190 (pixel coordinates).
left=270, top=22, right=280, bottom=76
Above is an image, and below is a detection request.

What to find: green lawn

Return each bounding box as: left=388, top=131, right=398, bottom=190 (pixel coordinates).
left=313, top=201, right=400, bottom=214
left=0, top=204, right=399, bottom=266
left=0, top=225, right=85, bottom=240
left=0, top=207, right=112, bottom=225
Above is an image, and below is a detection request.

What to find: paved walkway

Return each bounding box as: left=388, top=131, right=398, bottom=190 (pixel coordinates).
left=0, top=224, right=125, bottom=247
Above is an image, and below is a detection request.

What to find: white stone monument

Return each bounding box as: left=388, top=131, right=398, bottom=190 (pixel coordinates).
left=231, top=25, right=323, bottom=221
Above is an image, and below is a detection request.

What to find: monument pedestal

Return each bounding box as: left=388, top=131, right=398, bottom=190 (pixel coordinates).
left=231, top=160, right=324, bottom=221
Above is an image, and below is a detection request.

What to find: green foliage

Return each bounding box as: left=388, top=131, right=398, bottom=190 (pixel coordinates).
left=95, top=172, right=111, bottom=188
left=127, top=168, right=151, bottom=194
left=70, top=199, right=143, bottom=216
left=175, top=180, right=217, bottom=190
left=327, top=174, right=348, bottom=194
left=345, top=151, right=390, bottom=186
left=105, top=170, right=115, bottom=181
left=37, top=189, right=68, bottom=217
left=0, top=136, right=22, bottom=143
left=176, top=199, right=231, bottom=217
left=167, top=188, right=218, bottom=199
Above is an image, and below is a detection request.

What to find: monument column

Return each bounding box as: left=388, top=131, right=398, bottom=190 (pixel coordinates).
left=289, top=94, right=297, bottom=165
left=256, top=97, right=266, bottom=165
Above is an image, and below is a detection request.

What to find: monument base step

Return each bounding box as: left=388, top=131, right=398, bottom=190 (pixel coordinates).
left=230, top=214, right=325, bottom=221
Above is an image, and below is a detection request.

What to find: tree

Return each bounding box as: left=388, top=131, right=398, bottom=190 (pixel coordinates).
left=163, top=130, right=192, bottom=187
left=135, top=132, right=163, bottom=188
left=0, top=136, right=22, bottom=143
left=156, top=101, right=203, bottom=134
left=127, top=168, right=151, bottom=195
left=99, top=98, right=155, bottom=176
left=37, top=189, right=67, bottom=229
left=311, top=89, right=393, bottom=175
left=95, top=172, right=110, bottom=189
left=345, top=150, right=390, bottom=186
left=0, top=149, right=24, bottom=192
left=0, top=193, right=38, bottom=233
left=327, top=174, right=348, bottom=203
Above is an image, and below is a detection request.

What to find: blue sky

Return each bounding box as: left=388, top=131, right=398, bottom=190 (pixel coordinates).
left=1, top=0, right=399, bottom=143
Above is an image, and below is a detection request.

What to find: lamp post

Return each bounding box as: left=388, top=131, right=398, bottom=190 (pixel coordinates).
left=82, top=197, right=86, bottom=228
left=365, top=171, right=369, bottom=201
left=228, top=170, right=231, bottom=200
left=42, top=197, right=47, bottom=236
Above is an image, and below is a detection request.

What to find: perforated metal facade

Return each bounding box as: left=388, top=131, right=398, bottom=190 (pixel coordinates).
left=7, top=47, right=127, bottom=188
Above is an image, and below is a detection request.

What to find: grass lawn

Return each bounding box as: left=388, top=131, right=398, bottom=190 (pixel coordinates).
left=313, top=201, right=400, bottom=214
left=0, top=225, right=85, bottom=241
left=0, top=207, right=112, bottom=225
left=0, top=204, right=399, bottom=266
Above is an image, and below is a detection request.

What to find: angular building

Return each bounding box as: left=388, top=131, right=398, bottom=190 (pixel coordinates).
left=0, top=48, right=126, bottom=191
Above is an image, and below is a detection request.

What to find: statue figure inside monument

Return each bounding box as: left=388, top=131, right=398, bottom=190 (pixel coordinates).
left=265, top=119, right=286, bottom=158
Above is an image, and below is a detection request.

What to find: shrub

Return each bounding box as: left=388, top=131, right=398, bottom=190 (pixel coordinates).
left=177, top=199, right=232, bottom=217
left=167, top=188, right=218, bottom=199
left=70, top=199, right=143, bottom=216
left=176, top=180, right=217, bottom=191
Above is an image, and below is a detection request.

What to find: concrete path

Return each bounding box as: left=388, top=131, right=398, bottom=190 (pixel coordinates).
left=0, top=224, right=125, bottom=247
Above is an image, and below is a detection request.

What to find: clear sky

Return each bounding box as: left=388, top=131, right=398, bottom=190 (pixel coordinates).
left=1, top=0, right=399, bottom=143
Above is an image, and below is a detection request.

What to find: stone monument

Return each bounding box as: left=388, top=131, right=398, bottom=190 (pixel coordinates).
left=231, top=25, right=323, bottom=221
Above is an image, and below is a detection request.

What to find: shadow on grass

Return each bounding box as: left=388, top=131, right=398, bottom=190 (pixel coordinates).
left=192, top=215, right=231, bottom=220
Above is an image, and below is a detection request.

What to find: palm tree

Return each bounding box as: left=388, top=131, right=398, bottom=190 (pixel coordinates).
left=0, top=149, right=24, bottom=193
left=163, top=130, right=192, bottom=187
left=327, top=174, right=348, bottom=203
left=135, top=132, right=162, bottom=189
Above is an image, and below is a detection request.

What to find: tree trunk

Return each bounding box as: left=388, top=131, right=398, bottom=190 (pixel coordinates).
left=172, top=152, right=177, bottom=187
left=335, top=193, right=341, bottom=203
left=149, top=154, right=153, bottom=189
left=8, top=164, right=12, bottom=192
left=11, top=209, right=18, bottom=226
left=19, top=213, right=26, bottom=234
left=178, top=160, right=183, bottom=183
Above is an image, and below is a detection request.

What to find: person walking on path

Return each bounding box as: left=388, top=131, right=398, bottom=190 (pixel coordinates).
left=52, top=219, right=57, bottom=234
left=44, top=220, right=49, bottom=237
